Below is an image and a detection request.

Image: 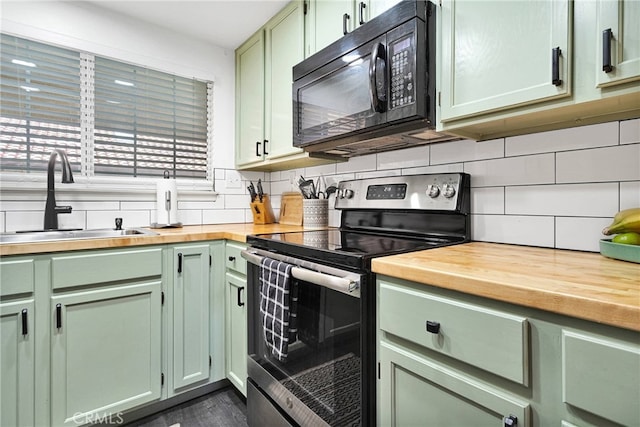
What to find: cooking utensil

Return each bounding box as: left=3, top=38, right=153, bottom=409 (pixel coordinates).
left=257, top=179, right=264, bottom=202
left=247, top=182, right=257, bottom=202
left=299, top=178, right=316, bottom=199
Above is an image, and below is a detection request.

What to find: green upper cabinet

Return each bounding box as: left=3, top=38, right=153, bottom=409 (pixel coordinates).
left=440, top=0, right=571, bottom=123
left=305, top=0, right=367, bottom=56
left=169, top=244, right=211, bottom=395
left=235, top=30, right=265, bottom=166
left=595, top=0, right=640, bottom=88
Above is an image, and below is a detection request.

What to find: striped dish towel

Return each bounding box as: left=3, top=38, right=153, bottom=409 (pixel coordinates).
left=259, top=257, right=298, bottom=362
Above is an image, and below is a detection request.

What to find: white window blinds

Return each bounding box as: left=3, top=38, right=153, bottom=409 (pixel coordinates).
left=0, top=34, right=82, bottom=173
left=0, top=33, right=212, bottom=181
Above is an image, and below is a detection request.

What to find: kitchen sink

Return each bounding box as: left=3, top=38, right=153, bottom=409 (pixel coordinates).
left=0, top=227, right=159, bottom=244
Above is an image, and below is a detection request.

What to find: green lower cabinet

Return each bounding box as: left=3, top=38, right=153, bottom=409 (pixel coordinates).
left=169, top=244, right=211, bottom=395
left=225, top=271, right=247, bottom=396
left=379, top=341, right=529, bottom=427
left=1, top=299, right=35, bottom=427
left=50, top=281, right=162, bottom=427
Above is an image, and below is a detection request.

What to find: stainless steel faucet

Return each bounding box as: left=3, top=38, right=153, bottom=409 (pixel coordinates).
left=44, top=149, right=75, bottom=230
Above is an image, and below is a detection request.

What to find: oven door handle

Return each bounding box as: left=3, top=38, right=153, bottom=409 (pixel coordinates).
left=241, top=249, right=360, bottom=297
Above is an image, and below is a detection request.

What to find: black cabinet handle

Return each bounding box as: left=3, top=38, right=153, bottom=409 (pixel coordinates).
left=177, top=253, right=183, bottom=273
left=263, top=139, right=269, bottom=155
left=237, top=287, right=245, bottom=307
left=55, top=304, right=62, bottom=329
left=359, top=2, right=366, bottom=25
left=228, top=256, right=236, bottom=262
left=603, top=28, right=613, bottom=73
left=22, top=309, right=28, bottom=335
left=343, top=13, right=350, bottom=35
left=369, top=42, right=387, bottom=113
left=552, top=47, right=562, bottom=86
left=256, top=141, right=262, bottom=157
left=426, top=320, right=440, bottom=334
left=504, top=415, right=518, bottom=426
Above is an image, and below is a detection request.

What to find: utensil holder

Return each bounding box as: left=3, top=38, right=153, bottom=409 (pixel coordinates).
left=303, top=199, right=328, bottom=229
left=251, top=194, right=275, bottom=225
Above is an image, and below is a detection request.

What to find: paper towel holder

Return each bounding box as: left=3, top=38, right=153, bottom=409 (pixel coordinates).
left=151, top=170, right=183, bottom=229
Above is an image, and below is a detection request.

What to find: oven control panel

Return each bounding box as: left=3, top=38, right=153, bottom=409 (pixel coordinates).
left=335, top=173, right=469, bottom=211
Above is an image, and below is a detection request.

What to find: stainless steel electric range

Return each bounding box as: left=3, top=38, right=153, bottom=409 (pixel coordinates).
left=241, top=173, right=470, bottom=427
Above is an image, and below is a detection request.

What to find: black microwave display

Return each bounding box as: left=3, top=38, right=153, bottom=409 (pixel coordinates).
left=366, top=184, right=407, bottom=200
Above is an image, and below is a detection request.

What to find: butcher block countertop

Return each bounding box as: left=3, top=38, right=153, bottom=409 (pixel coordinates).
left=372, top=242, right=640, bottom=332
left=0, top=223, right=309, bottom=256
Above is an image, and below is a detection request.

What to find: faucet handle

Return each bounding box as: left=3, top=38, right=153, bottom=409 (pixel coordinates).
left=115, top=217, right=123, bottom=231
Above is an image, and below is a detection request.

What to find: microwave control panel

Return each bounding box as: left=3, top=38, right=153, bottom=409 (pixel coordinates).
left=389, top=35, right=415, bottom=109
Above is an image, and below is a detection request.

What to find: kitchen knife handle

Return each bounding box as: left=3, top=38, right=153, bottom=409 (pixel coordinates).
left=369, top=43, right=387, bottom=113
left=551, top=47, right=562, bottom=86
left=255, top=141, right=262, bottom=157
left=177, top=253, right=183, bottom=273
left=359, top=2, right=366, bottom=25
left=603, top=28, right=613, bottom=73
left=237, top=287, right=245, bottom=307
left=22, top=309, right=28, bottom=335
left=55, top=304, right=62, bottom=329
left=343, top=13, right=350, bottom=35
left=263, top=139, right=269, bottom=155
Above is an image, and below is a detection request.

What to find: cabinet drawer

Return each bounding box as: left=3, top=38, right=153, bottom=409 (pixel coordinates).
left=562, top=330, right=640, bottom=426
left=379, top=279, right=529, bottom=385
left=0, top=257, right=35, bottom=297
left=51, top=247, right=162, bottom=290
left=225, top=242, right=247, bottom=275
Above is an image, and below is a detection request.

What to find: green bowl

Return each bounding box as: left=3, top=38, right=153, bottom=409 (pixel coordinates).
left=600, top=239, right=640, bottom=264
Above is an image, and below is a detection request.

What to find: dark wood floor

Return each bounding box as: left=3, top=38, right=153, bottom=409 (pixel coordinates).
left=128, top=388, right=248, bottom=427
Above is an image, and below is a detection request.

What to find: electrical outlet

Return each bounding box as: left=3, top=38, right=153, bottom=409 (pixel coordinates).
left=226, top=170, right=242, bottom=189
left=288, top=171, right=298, bottom=190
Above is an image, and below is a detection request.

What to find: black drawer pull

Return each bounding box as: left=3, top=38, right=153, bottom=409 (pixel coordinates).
left=228, top=256, right=236, bottom=262
left=551, top=47, right=562, bottom=86
left=22, top=309, right=28, bottom=335
left=256, top=141, right=262, bottom=157
left=55, top=304, right=62, bottom=329
left=426, top=320, right=440, bottom=334
left=237, top=287, right=245, bottom=307
left=263, top=139, right=269, bottom=155
left=177, top=253, right=183, bottom=273
left=343, top=13, right=350, bottom=35
left=603, top=28, right=613, bottom=73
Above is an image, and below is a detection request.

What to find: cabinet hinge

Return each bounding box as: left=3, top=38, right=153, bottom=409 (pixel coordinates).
left=161, top=291, right=165, bottom=306
left=377, top=362, right=381, bottom=379
left=209, top=355, right=212, bottom=367
left=161, top=373, right=164, bottom=386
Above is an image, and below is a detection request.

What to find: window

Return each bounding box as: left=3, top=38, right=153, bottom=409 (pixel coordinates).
left=0, top=33, right=213, bottom=181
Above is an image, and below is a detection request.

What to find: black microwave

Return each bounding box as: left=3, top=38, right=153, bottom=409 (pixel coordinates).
left=293, top=0, right=452, bottom=157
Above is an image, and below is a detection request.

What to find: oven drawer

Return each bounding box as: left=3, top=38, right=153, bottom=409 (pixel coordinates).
left=226, top=242, right=247, bottom=276
left=379, top=278, right=529, bottom=385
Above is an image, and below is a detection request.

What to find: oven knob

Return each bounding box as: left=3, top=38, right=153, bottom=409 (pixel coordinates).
left=343, top=189, right=354, bottom=199
left=427, top=184, right=440, bottom=198
left=442, top=184, right=456, bottom=198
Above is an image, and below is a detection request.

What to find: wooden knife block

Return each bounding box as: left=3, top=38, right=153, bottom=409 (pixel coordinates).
left=251, top=194, right=275, bottom=225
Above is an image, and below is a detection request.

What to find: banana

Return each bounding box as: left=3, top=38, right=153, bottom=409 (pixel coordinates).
left=602, top=208, right=640, bottom=235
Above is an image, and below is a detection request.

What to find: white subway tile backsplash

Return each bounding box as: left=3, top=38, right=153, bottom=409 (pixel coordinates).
left=402, top=163, right=464, bottom=175
left=336, top=154, right=377, bottom=173
left=178, top=201, right=219, bottom=210
left=60, top=201, right=120, bottom=211
left=431, top=138, right=504, bottom=164
left=6, top=211, right=47, bottom=232
left=121, top=201, right=156, bottom=210
left=555, top=217, right=613, bottom=252
left=178, top=209, right=203, bottom=225
left=86, top=210, right=150, bottom=229
left=203, top=208, right=246, bottom=224
left=620, top=118, right=640, bottom=145
left=505, top=183, right=619, bottom=217
left=464, top=154, right=555, bottom=187
left=58, top=211, right=86, bottom=230
left=505, top=121, right=618, bottom=156
left=556, top=144, right=640, bottom=183
left=0, top=212, right=4, bottom=233
left=355, top=169, right=401, bottom=180
left=472, top=214, right=555, bottom=247
left=304, top=163, right=338, bottom=177
left=472, top=187, right=504, bottom=214
left=0, top=201, right=46, bottom=211
left=377, top=145, right=429, bottom=170
left=620, top=181, right=640, bottom=210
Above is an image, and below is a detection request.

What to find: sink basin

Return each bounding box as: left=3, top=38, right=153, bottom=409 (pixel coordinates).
left=0, top=228, right=159, bottom=244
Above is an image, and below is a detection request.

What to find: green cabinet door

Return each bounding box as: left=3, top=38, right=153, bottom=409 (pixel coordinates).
left=264, top=0, right=305, bottom=160
left=440, top=0, right=571, bottom=122
left=379, top=342, right=530, bottom=427
left=368, top=0, right=400, bottom=20
left=595, top=0, right=640, bottom=88
left=51, top=281, right=162, bottom=427
left=170, top=244, right=210, bottom=393
left=225, top=271, right=247, bottom=396
left=1, top=299, right=35, bottom=427
left=236, top=30, right=265, bottom=167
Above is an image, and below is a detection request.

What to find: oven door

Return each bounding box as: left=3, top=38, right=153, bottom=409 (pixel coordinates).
left=242, top=248, right=366, bottom=427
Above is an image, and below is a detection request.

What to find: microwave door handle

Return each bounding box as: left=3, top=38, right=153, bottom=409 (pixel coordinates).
left=369, top=42, right=387, bottom=113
